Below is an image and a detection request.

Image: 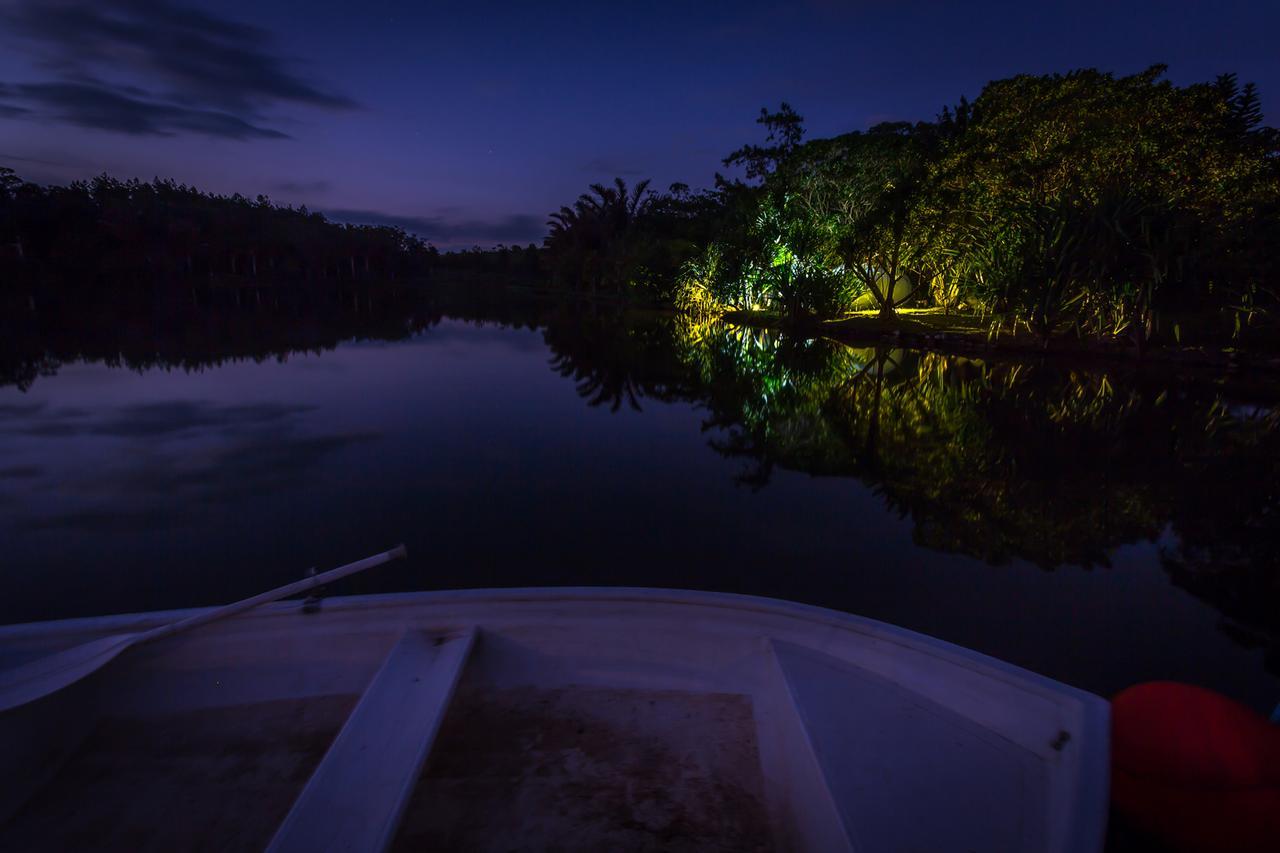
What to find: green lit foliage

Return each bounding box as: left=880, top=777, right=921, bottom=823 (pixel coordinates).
left=937, top=66, right=1280, bottom=344
left=672, top=188, right=774, bottom=314
left=706, top=104, right=855, bottom=320
left=753, top=193, right=848, bottom=320
left=673, top=201, right=846, bottom=320
left=654, top=67, right=1280, bottom=344
left=786, top=122, right=946, bottom=318
left=673, top=243, right=729, bottom=320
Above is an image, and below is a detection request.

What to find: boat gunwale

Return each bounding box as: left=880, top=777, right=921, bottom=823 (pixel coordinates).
left=0, top=585, right=1105, bottom=702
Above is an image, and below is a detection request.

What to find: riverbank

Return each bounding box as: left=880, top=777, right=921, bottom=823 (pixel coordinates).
left=718, top=307, right=1280, bottom=379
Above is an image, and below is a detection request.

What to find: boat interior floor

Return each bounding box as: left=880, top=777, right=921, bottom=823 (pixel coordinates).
left=2, top=695, right=359, bottom=853
left=394, top=685, right=772, bottom=852
left=3, top=687, right=772, bottom=853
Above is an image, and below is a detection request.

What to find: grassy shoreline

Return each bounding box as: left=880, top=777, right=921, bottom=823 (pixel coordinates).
left=715, top=307, right=1280, bottom=377
left=491, top=287, right=1280, bottom=380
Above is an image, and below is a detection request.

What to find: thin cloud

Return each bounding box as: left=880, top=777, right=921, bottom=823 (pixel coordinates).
left=0, top=0, right=355, bottom=139
left=325, top=208, right=546, bottom=246
left=0, top=151, right=72, bottom=167
left=19, top=430, right=376, bottom=531
left=274, top=179, right=333, bottom=194
left=3, top=81, right=289, bottom=139
left=1, top=400, right=316, bottom=438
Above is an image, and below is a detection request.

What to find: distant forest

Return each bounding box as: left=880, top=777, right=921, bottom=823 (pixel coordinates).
left=3, top=65, right=1279, bottom=350
left=0, top=168, right=543, bottom=286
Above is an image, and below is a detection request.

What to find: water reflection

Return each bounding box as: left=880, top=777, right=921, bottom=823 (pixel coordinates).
left=0, top=286, right=442, bottom=391
left=544, top=315, right=1280, bottom=667
left=3, top=290, right=1277, bottom=676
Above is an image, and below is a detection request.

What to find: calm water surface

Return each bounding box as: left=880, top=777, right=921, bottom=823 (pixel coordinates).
left=3, top=300, right=1278, bottom=712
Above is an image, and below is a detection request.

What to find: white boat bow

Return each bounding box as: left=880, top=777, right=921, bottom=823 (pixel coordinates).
left=0, top=587, right=1109, bottom=852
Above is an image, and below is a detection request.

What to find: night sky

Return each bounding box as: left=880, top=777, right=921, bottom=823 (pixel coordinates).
left=2, top=0, right=1278, bottom=249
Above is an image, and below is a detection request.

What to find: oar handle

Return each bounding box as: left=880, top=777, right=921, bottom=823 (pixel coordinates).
left=139, top=544, right=409, bottom=644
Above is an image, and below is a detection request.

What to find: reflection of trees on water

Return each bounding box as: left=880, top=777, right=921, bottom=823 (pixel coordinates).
left=0, top=283, right=447, bottom=391
left=1159, top=405, right=1280, bottom=667
left=542, top=307, right=699, bottom=413
left=655, top=320, right=1280, bottom=660
left=4, top=293, right=1277, bottom=662
left=0, top=281, right=574, bottom=392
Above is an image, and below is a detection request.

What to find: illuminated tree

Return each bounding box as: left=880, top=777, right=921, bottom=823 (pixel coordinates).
left=936, top=66, right=1280, bottom=344
left=787, top=123, right=945, bottom=318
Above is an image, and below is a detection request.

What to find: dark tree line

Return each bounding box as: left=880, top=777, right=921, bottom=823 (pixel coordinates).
left=0, top=170, right=440, bottom=286
left=431, top=242, right=544, bottom=283
left=543, top=177, right=727, bottom=300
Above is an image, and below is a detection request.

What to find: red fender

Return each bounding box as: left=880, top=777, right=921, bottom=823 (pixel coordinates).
left=1111, top=681, right=1280, bottom=853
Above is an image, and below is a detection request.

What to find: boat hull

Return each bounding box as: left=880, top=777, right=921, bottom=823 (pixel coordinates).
left=0, top=587, right=1109, bottom=852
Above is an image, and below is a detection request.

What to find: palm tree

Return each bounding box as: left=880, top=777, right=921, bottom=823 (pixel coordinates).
left=544, top=178, right=653, bottom=294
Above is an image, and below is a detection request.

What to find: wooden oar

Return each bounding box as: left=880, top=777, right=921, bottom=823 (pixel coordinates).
left=0, top=544, right=408, bottom=714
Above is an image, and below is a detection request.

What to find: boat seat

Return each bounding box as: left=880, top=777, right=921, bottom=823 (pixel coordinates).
left=266, top=627, right=477, bottom=853
left=768, top=638, right=1049, bottom=852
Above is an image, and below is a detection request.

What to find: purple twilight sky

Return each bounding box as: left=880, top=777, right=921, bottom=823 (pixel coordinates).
left=2, top=0, right=1277, bottom=249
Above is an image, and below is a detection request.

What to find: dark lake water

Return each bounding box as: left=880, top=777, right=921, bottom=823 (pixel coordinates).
left=2, top=290, right=1278, bottom=713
